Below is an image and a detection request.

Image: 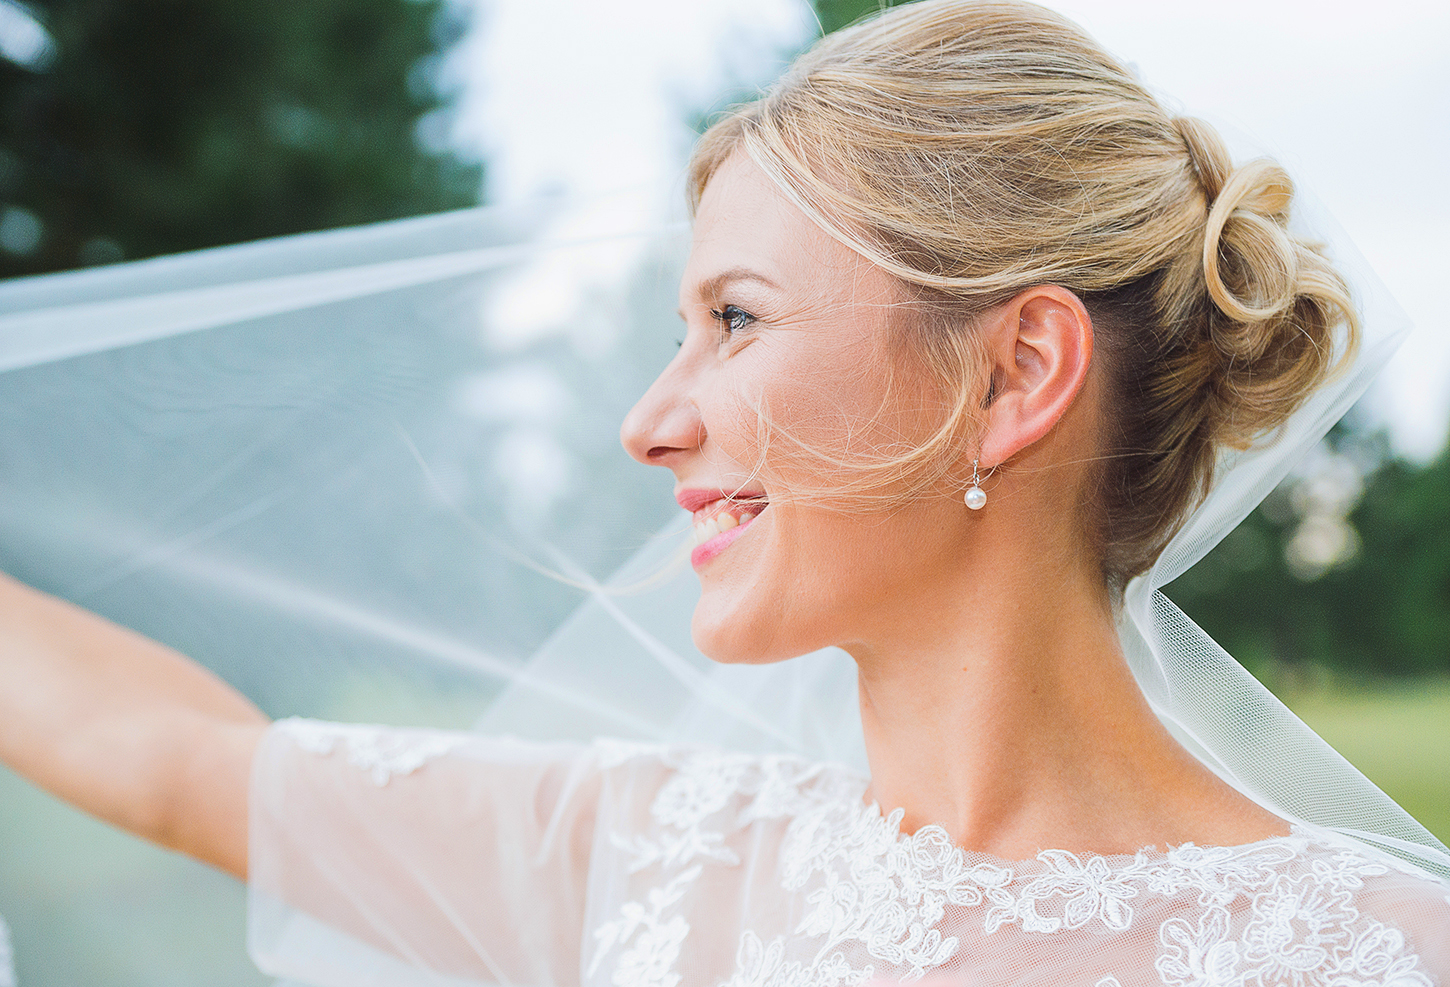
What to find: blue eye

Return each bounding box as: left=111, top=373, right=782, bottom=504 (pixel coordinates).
left=709, top=304, right=756, bottom=334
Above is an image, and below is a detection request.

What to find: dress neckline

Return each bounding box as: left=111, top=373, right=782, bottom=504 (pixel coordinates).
left=832, top=762, right=1316, bottom=874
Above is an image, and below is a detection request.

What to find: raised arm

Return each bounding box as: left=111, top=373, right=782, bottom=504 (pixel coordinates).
left=0, top=570, right=266, bottom=878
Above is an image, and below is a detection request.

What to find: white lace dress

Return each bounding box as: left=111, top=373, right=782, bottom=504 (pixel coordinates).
left=248, top=719, right=1450, bottom=987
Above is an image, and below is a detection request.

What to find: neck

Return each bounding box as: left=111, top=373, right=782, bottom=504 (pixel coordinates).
left=848, top=520, right=1285, bottom=860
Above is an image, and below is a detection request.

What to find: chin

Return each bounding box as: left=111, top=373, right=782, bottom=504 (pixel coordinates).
left=689, top=593, right=816, bottom=667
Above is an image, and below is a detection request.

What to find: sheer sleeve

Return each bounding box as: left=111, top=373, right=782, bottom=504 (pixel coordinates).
left=247, top=718, right=603, bottom=987
left=1358, top=864, right=1450, bottom=979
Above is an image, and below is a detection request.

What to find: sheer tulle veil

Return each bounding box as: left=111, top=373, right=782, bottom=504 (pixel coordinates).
left=0, top=125, right=1445, bottom=984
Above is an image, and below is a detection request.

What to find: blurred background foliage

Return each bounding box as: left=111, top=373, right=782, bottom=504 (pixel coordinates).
left=813, top=0, right=912, bottom=33
left=0, top=0, right=482, bottom=278
left=1170, top=426, right=1450, bottom=682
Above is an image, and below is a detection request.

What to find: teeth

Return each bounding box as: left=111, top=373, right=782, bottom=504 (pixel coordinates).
left=691, top=504, right=764, bottom=547
left=693, top=514, right=721, bottom=546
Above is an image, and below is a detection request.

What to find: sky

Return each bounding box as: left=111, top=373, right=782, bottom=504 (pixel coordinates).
left=451, top=0, right=1450, bottom=459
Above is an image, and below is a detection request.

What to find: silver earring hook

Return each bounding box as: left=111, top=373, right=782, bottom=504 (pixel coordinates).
left=964, top=457, right=988, bottom=510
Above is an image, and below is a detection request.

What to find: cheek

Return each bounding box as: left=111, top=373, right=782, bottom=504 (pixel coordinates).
left=753, top=362, right=931, bottom=502
left=685, top=497, right=826, bottom=664
left=696, top=379, right=769, bottom=486
left=689, top=497, right=965, bottom=664
left=695, top=348, right=830, bottom=484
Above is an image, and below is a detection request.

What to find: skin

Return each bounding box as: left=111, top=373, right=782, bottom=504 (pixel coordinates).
left=622, top=151, right=1288, bottom=858
left=0, top=576, right=263, bottom=878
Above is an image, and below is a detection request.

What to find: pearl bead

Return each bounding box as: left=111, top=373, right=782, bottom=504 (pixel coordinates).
left=964, top=486, right=987, bottom=510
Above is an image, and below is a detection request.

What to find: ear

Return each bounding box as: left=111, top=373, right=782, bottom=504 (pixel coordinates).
left=977, top=285, right=1094, bottom=468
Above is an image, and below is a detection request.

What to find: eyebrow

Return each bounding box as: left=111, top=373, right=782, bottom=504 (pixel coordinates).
left=691, top=267, right=783, bottom=300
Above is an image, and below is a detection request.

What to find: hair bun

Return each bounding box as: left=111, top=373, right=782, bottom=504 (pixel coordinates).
left=1174, top=115, right=1299, bottom=334
left=1167, top=121, right=1351, bottom=461
left=1202, top=158, right=1298, bottom=331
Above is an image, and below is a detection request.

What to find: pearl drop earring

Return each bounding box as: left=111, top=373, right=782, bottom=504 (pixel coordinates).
left=964, top=459, right=988, bottom=510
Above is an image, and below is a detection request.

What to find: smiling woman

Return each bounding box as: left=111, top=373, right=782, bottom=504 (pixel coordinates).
left=0, top=1, right=1447, bottom=985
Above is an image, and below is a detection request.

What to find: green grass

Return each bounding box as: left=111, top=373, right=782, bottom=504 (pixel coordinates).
left=1283, top=677, right=1450, bottom=846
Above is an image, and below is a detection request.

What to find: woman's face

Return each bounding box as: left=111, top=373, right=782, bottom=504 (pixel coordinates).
left=621, top=152, right=976, bottom=664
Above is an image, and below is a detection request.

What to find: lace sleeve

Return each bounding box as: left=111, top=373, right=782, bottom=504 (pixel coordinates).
left=1354, top=861, right=1450, bottom=979
left=247, top=718, right=603, bottom=987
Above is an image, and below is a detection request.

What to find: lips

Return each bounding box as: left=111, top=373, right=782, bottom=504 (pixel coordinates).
left=677, top=487, right=768, bottom=567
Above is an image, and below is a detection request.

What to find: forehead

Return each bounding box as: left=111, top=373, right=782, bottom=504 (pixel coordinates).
left=681, top=153, right=875, bottom=302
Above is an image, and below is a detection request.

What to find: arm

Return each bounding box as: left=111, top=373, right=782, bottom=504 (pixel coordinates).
left=250, top=724, right=603, bottom=983
left=0, top=570, right=266, bottom=878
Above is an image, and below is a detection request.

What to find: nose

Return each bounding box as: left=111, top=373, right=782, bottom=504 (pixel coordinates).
left=620, top=355, right=704, bottom=469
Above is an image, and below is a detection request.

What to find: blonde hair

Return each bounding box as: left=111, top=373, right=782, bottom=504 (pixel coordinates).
left=688, top=0, right=1357, bottom=588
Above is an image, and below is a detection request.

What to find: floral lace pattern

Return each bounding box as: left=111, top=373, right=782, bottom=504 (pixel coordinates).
left=588, top=748, right=1446, bottom=987
left=278, top=717, right=466, bottom=786
left=592, top=749, right=851, bottom=987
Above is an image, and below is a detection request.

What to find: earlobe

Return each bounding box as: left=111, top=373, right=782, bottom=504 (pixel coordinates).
left=977, top=286, right=1094, bottom=468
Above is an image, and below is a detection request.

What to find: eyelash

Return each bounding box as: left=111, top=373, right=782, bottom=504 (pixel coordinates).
left=709, top=304, right=756, bottom=335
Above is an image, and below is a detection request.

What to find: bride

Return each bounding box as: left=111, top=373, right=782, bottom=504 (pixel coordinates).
left=1, top=1, right=1446, bottom=984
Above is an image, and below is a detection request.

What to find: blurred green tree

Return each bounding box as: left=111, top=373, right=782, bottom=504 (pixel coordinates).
left=811, top=0, right=911, bottom=34
left=0, top=0, right=482, bottom=278
left=1171, top=435, right=1450, bottom=683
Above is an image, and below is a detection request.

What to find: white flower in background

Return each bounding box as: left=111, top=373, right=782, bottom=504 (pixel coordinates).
left=1284, top=445, right=1367, bottom=581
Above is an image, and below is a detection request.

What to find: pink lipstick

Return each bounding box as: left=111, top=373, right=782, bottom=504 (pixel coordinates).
left=677, top=487, right=768, bottom=568
left=690, top=512, right=760, bottom=568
